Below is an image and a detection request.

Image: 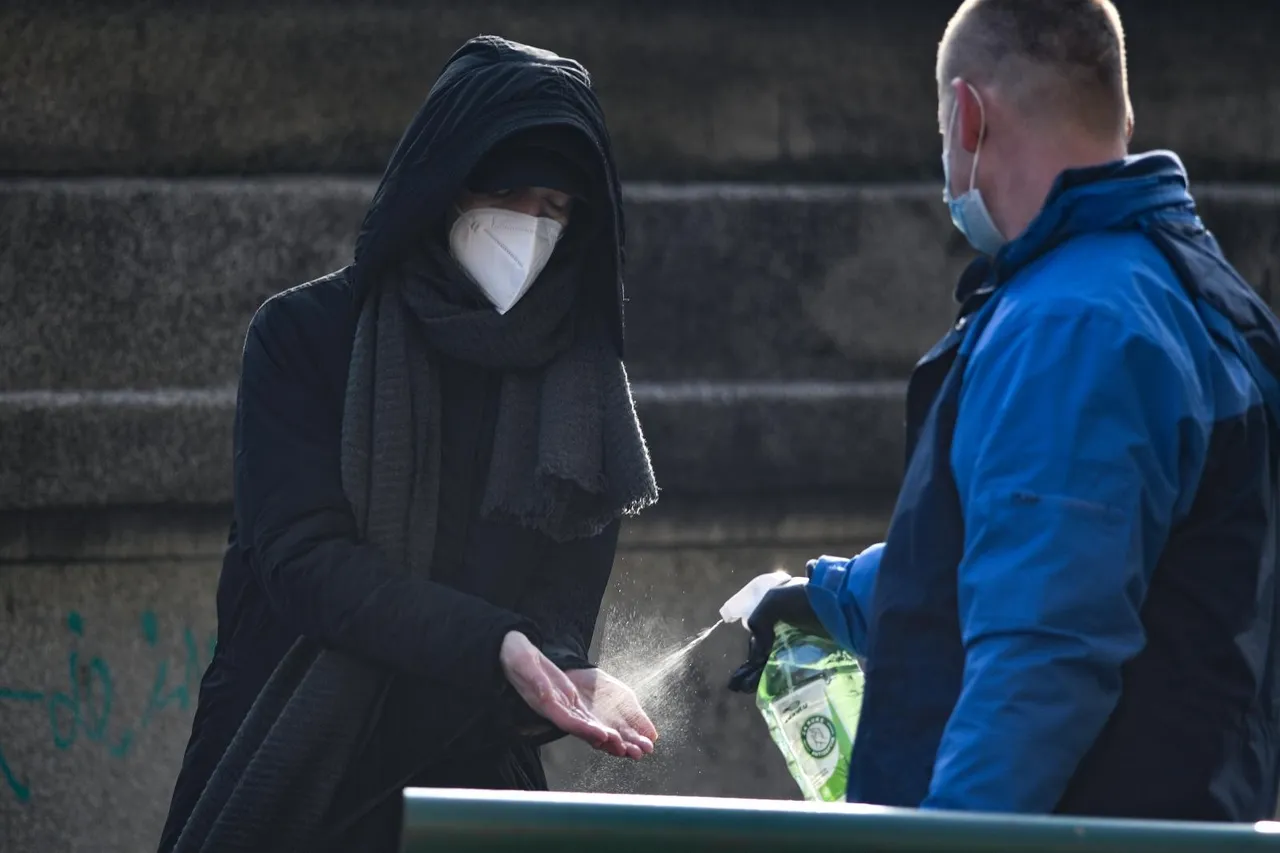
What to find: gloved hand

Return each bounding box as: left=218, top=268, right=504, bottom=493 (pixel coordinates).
left=726, top=578, right=829, bottom=694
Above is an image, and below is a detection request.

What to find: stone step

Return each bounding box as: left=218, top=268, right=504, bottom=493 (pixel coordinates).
left=0, top=382, right=907, bottom=510
left=2, top=0, right=1275, bottom=181
left=3, top=179, right=1278, bottom=392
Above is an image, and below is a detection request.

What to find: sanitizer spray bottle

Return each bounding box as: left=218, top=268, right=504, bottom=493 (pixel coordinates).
left=721, top=571, right=865, bottom=802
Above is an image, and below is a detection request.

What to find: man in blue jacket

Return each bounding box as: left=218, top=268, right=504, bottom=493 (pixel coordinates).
left=731, top=0, right=1280, bottom=820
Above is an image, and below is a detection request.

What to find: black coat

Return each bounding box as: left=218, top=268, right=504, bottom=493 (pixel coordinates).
left=159, top=37, right=629, bottom=853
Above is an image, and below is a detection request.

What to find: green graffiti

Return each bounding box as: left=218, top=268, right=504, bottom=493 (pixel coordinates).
left=0, top=611, right=216, bottom=804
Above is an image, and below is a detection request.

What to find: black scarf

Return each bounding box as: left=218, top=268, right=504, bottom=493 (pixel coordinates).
left=354, top=232, right=658, bottom=550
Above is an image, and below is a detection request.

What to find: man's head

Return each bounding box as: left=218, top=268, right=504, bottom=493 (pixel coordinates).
left=937, top=0, right=1133, bottom=252
left=449, top=127, right=594, bottom=313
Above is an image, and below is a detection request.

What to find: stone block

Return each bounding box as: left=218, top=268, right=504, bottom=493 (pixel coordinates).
left=0, top=389, right=236, bottom=509
left=623, top=185, right=971, bottom=381
left=0, top=382, right=906, bottom=509
left=0, top=178, right=365, bottom=392
left=5, top=179, right=1277, bottom=393
left=0, top=1, right=1276, bottom=180
left=635, top=381, right=907, bottom=496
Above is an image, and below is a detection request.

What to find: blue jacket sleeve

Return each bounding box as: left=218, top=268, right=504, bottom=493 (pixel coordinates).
left=806, top=544, right=883, bottom=656
left=923, top=303, right=1196, bottom=813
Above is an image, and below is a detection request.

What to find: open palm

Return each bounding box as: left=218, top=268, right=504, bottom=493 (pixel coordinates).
left=499, top=631, right=630, bottom=757
left=566, top=667, right=658, bottom=760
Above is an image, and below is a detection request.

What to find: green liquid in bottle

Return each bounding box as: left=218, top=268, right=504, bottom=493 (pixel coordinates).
left=756, top=623, right=865, bottom=802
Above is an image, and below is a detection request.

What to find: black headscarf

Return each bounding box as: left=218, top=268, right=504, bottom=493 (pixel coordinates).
left=351, top=36, right=630, bottom=353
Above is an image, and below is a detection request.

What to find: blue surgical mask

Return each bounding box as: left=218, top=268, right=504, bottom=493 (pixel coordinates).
left=942, top=86, right=1006, bottom=256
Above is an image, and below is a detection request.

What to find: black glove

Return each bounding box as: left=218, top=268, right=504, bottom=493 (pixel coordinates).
left=726, top=580, right=828, bottom=694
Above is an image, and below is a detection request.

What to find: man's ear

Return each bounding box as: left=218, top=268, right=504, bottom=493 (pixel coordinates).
left=952, top=78, right=985, bottom=155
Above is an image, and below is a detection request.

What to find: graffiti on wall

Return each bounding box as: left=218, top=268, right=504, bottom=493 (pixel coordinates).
left=0, top=611, right=216, bottom=804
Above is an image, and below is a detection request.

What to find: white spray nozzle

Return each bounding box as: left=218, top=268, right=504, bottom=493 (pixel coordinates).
left=719, top=570, right=793, bottom=629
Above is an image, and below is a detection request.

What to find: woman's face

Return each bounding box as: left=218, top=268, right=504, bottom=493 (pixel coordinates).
left=458, top=186, right=574, bottom=227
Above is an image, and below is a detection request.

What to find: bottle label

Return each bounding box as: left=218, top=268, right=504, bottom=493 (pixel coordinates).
left=767, top=678, right=849, bottom=801
left=800, top=714, right=837, bottom=759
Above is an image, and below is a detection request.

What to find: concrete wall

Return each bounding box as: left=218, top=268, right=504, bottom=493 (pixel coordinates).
left=0, top=504, right=884, bottom=852
left=3, top=1, right=1277, bottom=181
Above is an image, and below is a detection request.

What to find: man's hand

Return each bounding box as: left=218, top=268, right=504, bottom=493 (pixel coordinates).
left=727, top=578, right=828, bottom=694
left=565, top=668, right=658, bottom=760
left=499, top=631, right=629, bottom=757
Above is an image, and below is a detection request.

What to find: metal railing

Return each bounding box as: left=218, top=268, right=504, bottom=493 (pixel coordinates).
left=401, top=789, right=1280, bottom=852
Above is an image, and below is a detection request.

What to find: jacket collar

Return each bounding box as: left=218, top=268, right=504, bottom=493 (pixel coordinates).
left=954, top=150, right=1197, bottom=304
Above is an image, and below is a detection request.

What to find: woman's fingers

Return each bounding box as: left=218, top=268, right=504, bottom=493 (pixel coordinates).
left=588, top=686, right=653, bottom=758
left=556, top=709, right=615, bottom=749
left=607, top=686, right=657, bottom=743
left=563, top=668, right=659, bottom=758
left=616, top=722, right=653, bottom=758
left=611, top=720, right=640, bottom=759
left=502, top=634, right=628, bottom=754
left=503, top=646, right=655, bottom=759
left=543, top=671, right=626, bottom=755
left=627, top=705, right=659, bottom=743
left=598, top=677, right=659, bottom=746
left=602, top=673, right=657, bottom=727
left=562, top=707, right=625, bottom=755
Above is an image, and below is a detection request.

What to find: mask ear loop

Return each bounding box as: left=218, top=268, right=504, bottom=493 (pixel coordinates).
left=966, top=82, right=987, bottom=194
left=447, top=204, right=469, bottom=240
left=943, top=96, right=959, bottom=202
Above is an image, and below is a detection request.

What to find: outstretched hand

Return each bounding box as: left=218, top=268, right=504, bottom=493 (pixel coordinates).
left=500, top=631, right=630, bottom=757
left=565, top=667, right=658, bottom=760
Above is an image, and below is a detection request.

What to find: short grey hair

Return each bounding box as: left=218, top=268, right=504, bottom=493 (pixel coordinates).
left=937, top=0, right=1132, bottom=139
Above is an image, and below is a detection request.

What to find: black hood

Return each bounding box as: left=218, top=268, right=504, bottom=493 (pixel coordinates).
left=351, top=36, right=627, bottom=354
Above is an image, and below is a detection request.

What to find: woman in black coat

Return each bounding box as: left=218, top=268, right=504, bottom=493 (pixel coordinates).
left=158, top=36, right=659, bottom=853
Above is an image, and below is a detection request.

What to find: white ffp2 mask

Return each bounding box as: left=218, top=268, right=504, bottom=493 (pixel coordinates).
left=448, top=208, right=564, bottom=314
